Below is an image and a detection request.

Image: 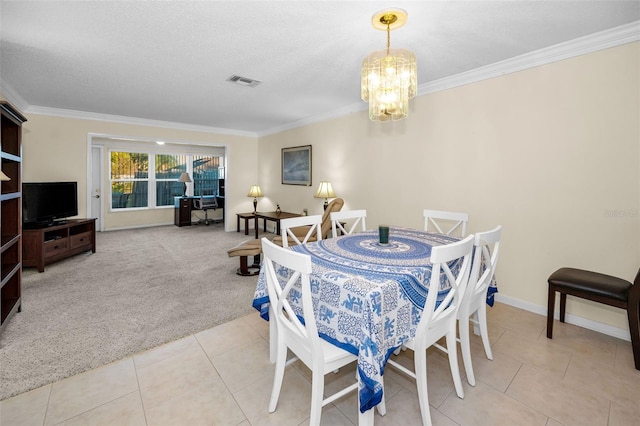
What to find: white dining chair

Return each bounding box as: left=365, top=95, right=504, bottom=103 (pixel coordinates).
left=278, top=214, right=323, bottom=247
left=330, top=209, right=367, bottom=238
left=423, top=209, right=469, bottom=236
left=458, top=225, right=502, bottom=386
left=386, top=234, right=475, bottom=426
left=261, top=237, right=359, bottom=425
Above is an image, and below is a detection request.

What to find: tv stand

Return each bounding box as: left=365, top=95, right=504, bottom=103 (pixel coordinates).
left=22, top=218, right=96, bottom=272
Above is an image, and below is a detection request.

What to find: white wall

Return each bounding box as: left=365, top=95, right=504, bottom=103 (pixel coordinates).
left=258, top=43, right=640, bottom=334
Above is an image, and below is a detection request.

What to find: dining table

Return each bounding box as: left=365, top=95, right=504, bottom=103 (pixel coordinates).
left=252, top=227, right=497, bottom=422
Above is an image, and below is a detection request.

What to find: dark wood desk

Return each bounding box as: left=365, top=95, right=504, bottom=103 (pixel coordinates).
left=254, top=211, right=302, bottom=239
left=174, top=196, right=224, bottom=227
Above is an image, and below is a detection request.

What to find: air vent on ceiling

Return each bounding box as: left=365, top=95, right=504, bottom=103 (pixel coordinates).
left=226, top=75, right=262, bottom=88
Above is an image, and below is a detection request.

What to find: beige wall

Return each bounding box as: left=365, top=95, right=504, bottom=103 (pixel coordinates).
left=10, top=42, right=639, bottom=337
left=20, top=115, right=259, bottom=231
left=258, top=43, right=640, bottom=333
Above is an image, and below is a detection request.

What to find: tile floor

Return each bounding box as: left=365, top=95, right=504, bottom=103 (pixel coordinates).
left=2, top=302, right=640, bottom=426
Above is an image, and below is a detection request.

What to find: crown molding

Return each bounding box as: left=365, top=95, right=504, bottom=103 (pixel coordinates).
left=419, top=20, right=640, bottom=95
left=258, top=103, right=368, bottom=137
left=0, top=78, right=29, bottom=113
left=23, top=105, right=258, bottom=138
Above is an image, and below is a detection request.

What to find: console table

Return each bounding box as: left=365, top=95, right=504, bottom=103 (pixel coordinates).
left=22, top=218, right=96, bottom=273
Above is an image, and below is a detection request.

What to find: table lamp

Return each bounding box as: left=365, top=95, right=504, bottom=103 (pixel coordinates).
left=247, top=184, right=263, bottom=213
left=314, top=181, right=336, bottom=210
left=178, top=172, right=192, bottom=197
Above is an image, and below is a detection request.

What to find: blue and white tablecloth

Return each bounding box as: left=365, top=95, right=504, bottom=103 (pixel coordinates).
left=252, top=227, right=497, bottom=413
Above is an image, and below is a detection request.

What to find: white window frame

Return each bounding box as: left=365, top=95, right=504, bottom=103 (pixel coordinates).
left=109, top=149, right=222, bottom=211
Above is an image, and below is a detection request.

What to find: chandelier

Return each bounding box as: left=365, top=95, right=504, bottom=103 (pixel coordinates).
left=361, top=9, right=417, bottom=121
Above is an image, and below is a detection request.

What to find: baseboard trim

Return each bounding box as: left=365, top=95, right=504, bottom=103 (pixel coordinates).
left=495, top=294, right=631, bottom=342
left=103, top=222, right=175, bottom=232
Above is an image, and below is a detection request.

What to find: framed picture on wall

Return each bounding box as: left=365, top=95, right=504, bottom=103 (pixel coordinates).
left=282, top=145, right=312, bottom=186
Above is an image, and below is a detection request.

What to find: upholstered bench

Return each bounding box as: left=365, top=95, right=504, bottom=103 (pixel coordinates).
left=227, top=239, right=262, bottom=276
left=547, top=267, right=640, bottom=370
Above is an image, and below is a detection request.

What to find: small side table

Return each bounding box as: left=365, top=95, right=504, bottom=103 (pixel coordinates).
left=236, top=212, right=256, bottom=235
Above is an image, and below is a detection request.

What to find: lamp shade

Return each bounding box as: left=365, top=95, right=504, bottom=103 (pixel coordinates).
left=0, top=171, right=11, bottom=181
left=314, top=181, right=336, bottom=199
left=178, top=172, right=192, bottom=183
left=247, top=185, right=263, bottom=198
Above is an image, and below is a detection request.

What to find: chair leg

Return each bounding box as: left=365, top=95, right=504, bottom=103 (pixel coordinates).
left=413, top=347, right=433, bottom=426
left=268, top=339, right=288, bottom=413
left=459, top=316, right=476, bottom=387
left=377, top=375, right=387, bottom=416
left=477, top=304, right=493, bottom=360
left=309, top=367, right=325, bottom=426
left=628, top=298, right=640, bottom=370
left=446, top=328, right=465, bottom=399
left=547, top=285, right=556, bottom=338
left=269, top=306, right=277, bottom=364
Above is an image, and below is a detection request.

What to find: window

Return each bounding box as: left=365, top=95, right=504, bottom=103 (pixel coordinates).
left=110, top=150, right=223, bottom=210
left=193, top=155, right=221, bottom=196
left=155, top=154, right=187, bottom=206
left=110, top=152, right=149, bottom=209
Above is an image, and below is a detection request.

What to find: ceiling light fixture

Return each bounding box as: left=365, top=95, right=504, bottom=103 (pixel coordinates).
left=361, top=8, right=417, bottom=122
left=227, top=75, right=262, bottom=88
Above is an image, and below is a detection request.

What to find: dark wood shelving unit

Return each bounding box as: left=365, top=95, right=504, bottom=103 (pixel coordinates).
left=1, top=101, right=27, bottom=332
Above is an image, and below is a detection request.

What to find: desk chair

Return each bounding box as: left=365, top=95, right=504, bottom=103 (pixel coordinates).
left=193, top=196, right=218, bottom=225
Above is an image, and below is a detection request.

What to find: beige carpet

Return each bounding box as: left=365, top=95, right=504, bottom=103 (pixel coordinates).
left=0, top=224, right=263, bottom=400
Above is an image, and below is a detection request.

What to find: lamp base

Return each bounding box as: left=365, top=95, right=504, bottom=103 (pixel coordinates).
left=253, top=198, right=258, bottom=214
left=323, top=200, right=329, bottom=211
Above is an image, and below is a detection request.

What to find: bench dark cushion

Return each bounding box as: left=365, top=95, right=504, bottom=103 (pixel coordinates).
left=548, top=267, right=632, bottom=303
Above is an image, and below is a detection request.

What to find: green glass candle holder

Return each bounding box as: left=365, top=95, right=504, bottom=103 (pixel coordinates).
left=379, top=225, right=389, bottom=245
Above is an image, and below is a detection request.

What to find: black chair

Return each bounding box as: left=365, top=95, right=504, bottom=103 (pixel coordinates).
left=193, top=196, right=218, bottom=225
left=547, top=267, right=640, bottom=370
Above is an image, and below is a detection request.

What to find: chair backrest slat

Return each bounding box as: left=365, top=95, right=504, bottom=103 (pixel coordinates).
left=330, top=209, right=367, bottom=238
left=261, top=238, right=321, bottom=350
left=279, top=215, right=323, bottom=247
left=467, top=225, right=502, bottom=304
left=423, top=209, right=469, bottom=237
left=416, top=234, right=474, bottom=341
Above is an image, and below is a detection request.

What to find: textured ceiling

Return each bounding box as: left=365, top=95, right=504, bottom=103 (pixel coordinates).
left=1, top=1, right=639, bottom=135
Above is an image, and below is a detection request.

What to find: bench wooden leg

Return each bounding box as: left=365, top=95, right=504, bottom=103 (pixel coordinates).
left=628, top=295, right=640, bottom=370
left=237, top=255, right=260, bottom=276
left=547, top=285, right=556, bottom=339
left=559, top=293, right=567, bottom=322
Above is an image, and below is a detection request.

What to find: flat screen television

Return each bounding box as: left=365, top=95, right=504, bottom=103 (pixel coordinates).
left=22, top=182, right=78, bottom=228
